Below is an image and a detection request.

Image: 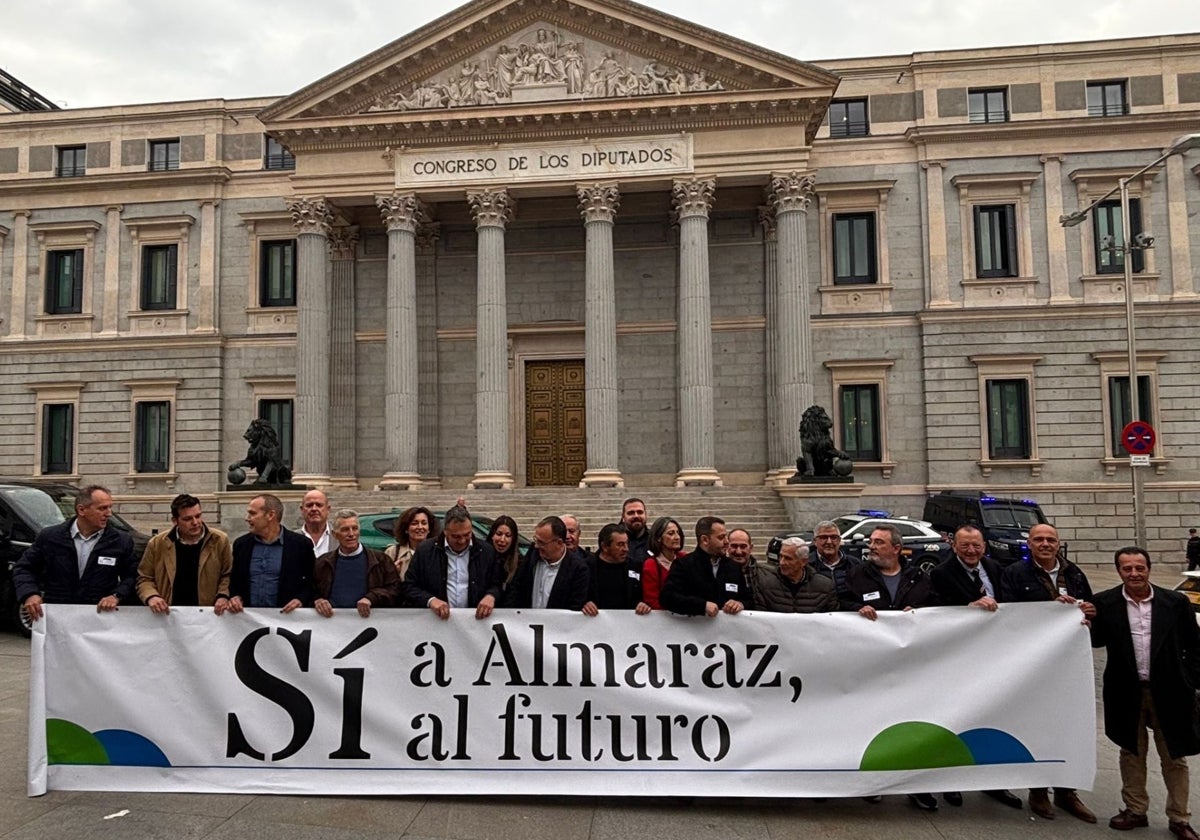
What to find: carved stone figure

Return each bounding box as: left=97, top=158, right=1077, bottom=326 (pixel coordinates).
left=795, top=405, right=854, bottom=478
left=228, top=419, right=293, bottom=486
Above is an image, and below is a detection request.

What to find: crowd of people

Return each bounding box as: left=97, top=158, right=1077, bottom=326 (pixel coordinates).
left=11, top=485, right=1199, bottom=837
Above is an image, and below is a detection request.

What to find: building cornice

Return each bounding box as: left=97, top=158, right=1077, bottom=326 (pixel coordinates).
left=0, top=168, right=232, bottom=200
left=906, top=112, right=1200, bottom=154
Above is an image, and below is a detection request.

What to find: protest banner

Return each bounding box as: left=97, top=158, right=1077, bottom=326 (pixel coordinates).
left=28, top=602, right=1095, bottom=797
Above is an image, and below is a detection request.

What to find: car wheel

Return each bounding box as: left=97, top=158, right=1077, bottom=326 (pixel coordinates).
left=16, top=602, right=32, bottom=638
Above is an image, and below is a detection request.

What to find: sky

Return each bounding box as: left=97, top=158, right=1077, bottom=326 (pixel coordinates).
left=3, top=1, right=1200, bottom=110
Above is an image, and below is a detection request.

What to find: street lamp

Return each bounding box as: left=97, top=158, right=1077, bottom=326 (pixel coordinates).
left=1059, top=132, right=1200, bottom=549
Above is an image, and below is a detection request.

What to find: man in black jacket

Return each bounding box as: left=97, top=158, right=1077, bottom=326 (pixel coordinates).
left=504, top=515, right=589, bottom=610
left=228, top=494, right=314, bottom=613
left=405, top=504, right=501, bottom=618
left=1092, top=546, right=1200, bottom=840
left=582, top=523, right=650, bottom=615
left=841, top=524, right=934, bottom=616
left=997, top=522, right=1097, bottom=823
left=929, top=525, right=1022, bottom=810
left=660, top=516, right=748, bottom=616
left=13, top=484, right=136, bottom=621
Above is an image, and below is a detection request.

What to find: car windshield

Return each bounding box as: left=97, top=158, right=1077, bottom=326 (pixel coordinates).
left=0, top=487, right=67, bottom=531
left=981, top=505, right=1043, bottom=529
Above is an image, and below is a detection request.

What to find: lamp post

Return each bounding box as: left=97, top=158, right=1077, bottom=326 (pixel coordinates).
left=1059, top=132, right=1200, bottom=550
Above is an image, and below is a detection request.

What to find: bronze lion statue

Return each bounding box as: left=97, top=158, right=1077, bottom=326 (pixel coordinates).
left=796, top=405, right=853, bottom=477
left=228, top=418, right=292, bottom=485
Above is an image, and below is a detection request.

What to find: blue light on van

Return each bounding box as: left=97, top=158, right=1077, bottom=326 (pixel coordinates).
left=1022, top=499, right=1037, bottom=505
left=980, top=496, right=996, bottom=502
left=858, top=509, right=891, bottom=518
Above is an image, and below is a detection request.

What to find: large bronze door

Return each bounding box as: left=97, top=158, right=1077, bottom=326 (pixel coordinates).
left=525, top=360, right=586, bottom=486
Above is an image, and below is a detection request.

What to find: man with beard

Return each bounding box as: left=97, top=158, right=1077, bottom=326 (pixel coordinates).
left=660, top=516, right=748, bottom=616
left=621, top=498, right=651, bottom=564
left=137, top=493, right=233, bottom=613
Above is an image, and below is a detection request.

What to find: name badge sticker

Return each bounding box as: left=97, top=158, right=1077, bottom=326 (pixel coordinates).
left=1059, top=587, right=1069, bottom=597
left=97, top=556, right=117, bottom=567
left=628, top=570, right=640, bottom=580
left=863, top=591, right=881, bottom=602
left=725, top=582, right=739, bottom=593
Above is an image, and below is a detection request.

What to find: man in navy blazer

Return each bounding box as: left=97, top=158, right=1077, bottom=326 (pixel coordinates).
left=226, top=494, right=314, bottom=613
left=13, top=484, right=136, bottom=620
left=503, top=515, right=589, bottom=610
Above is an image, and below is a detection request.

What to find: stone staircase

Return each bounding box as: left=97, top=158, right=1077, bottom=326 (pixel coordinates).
left=325, top=486, right=794, bottom=546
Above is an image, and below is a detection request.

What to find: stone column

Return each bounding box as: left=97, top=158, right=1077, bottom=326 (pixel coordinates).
left=6, top=211, right=30, bottom=339
left=923, top=161, right=952, bottom=308
left=671, top=177, right=722, bottom=487
left=759, top=205, right=785, bottom=485
left=1166, top=154, right=1196, bottom=300
left=376, top=193, right=425, bottom=489
left=327, top=225, right=359, bottom=488
left=287, top=197, right=333, bottom=486
left=416, top=222, right=443, bottom=486
left=1041, top=155, right=1072, bottom=303
left=577, top=183, right=624, bottom=488
left=99, top=205, right=122, bottom=335
left=467, top=189, right=515, bottom=489
left=770, top=173, right=816, bottom=480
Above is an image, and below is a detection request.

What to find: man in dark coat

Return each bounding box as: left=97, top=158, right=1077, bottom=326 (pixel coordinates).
left=660, top=516, right=748, bottom=616
left=929, top=525, right=1022, bottom=810
left=997, top=522, right=1097, bottom=823
left=405, top=504, right=501, bottom=618
left=582, top=523, right=650, bottom=615
left=313, top=510, right=400, bottom=617
left=1092, top=546, right=1200, bottom=840
left=503, top=515, right=589, bottom=610
left=751, top=538, right=837, bottom=613
left=228, top=494, right=315, bottom=612
left=13, top=484, right=136, bottom=621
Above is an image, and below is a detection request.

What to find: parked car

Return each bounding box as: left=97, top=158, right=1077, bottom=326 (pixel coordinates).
left=0, top=480, right=152, bottom=637
left=357, top=510, right=532, bottom=553
left=922, top=490, right=1049, bottom=566
left=767, top=510, right=952, bottom=573
left=1174, top=571, right=1200, bottom=617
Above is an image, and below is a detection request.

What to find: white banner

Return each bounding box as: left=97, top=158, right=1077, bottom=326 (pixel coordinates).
left=29, top=603, right=1096, bottom=797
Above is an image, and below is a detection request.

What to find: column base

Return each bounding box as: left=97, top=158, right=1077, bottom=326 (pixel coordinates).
left=674, top=468, right=723, bottom=487
left=468, top=470, right=515, bottom=490
left=579, top=468, right=625, bottom=488
left=376, top=471, right=423, bottom=491
left=419, top=475, right=444, bottom=488
left=763, top=467, right=798, bottom=487
left=326, top=477, right=361, bottom=490
left=291, top=473, right=334, bottom=489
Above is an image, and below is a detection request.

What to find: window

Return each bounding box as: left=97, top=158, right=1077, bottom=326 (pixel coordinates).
left=828, top=99, right=869, bottom=138
left=1093, top=198, right=1144, bottom=274
left=41, top=404, right=75, bottom=475
left=259, top=239, right=296, bottom=307
left=986, top=379, right=1031, bottom=459
left=45, top=249, right=84, bottom=314
left=140, top=244, right=178, bottom=310
left=258, top=399, right=294, bottom=468
left=134, top=401, right=171, bottom=473
left=968, top=88, right=1008, bottom=123
left=56, top=146, right=86, bottom=177
left=264, top=136, right=295, bottom=171
left=1108, top=375, right=1152, bottom=458
left=832, top=213, right=877, bottom=284
left=973, top=204, right=1018, bottom=278
left=1087, top=81, right=1127, bottom=117
left=839, top=384, right=881, bottom=462
left=148, top=139, right=180, bottom=171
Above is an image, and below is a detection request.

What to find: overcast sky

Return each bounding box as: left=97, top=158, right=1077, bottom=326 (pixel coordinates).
left=4, top=1, right=1200, bottom=109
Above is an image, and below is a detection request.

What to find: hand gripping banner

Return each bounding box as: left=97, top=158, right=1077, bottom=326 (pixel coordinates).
left=28, top=602, right=1096, bottom=797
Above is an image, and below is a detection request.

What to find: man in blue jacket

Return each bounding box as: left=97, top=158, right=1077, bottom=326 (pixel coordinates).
left=227, top=494, right=314, bottom=613
left=13, top=484, right=136, bottom=621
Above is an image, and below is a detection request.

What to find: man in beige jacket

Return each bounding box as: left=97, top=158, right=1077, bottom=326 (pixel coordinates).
left=137, top=493, right=233, bottom=614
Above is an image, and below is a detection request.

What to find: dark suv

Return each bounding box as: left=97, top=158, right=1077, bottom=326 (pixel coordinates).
left=922, top=490, right=1048, bottom=566
left=0, top=481, right=150, bottom=636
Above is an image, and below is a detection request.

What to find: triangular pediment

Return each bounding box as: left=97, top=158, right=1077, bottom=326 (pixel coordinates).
left=261, top=0, right=838, bottom=123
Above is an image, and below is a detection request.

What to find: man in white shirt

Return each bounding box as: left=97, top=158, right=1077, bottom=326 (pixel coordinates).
left=300, top=489, right=331, bottom=556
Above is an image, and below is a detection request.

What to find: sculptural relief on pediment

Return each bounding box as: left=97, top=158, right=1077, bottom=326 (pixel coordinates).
left=363, top=23, right=725, bottom=113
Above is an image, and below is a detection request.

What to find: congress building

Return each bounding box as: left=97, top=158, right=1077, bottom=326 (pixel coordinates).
left=2, top=0, right=1198, bottom=564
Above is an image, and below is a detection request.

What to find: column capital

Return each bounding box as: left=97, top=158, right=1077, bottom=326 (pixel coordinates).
left=577, top=183, right=620, bottom=224
left=768, top=172, right=816, bottom=214
left=376, top=192, right=427, bottom=233
left=757, top=205, right=778, bottom=240
left=467, top=189, right=516, bottom=229
left=286, top=197, right=333, bottom=236
left=671, top=177, right=716, bottom=221
left=415, top=221, right=442, bottom=252
left=327, top=225, right=359, bottom=261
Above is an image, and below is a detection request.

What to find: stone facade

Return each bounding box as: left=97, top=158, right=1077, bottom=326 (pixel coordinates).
left=1, top=1, right=1198, bottom=565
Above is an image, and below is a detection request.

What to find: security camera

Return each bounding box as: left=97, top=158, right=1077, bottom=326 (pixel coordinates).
left=1132, top=232, right=1155, bottom=249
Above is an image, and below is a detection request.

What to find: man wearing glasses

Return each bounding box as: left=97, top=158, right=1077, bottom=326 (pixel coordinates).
left=504, top=515, right=589, bottom=610
left=808, top=520, right=860, bottom=604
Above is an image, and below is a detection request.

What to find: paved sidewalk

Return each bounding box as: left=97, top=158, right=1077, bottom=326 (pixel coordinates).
left=2, top=566, right=1195, bottom=840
